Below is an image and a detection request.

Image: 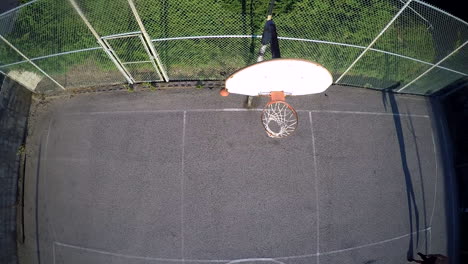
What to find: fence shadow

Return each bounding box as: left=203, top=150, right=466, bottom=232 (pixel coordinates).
left=244, top=0, right=261, bottom=64
left=406, top=110, right=429, bottom=253
left=381, top=85, right=426, bottom=260
left=426, top=95, right=459, bottom=263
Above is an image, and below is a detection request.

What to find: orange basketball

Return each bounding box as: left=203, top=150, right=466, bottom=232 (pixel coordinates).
left=219, top=88, right=229, bottom=97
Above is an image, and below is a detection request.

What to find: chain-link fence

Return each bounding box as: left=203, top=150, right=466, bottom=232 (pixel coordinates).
left=0, top=0, right=466, bottom=95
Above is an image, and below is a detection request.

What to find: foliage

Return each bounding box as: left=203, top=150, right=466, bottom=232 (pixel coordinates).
left=141, top=82, right=156, bottom=91
left=17, top=144, right=26, bottom=155
left=124, top=83, right=134, bottom=92
left=0, top=0, right=463, bottom=93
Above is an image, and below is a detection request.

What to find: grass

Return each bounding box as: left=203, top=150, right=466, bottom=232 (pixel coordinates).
left=141, top=82, right=157, bottom=91
left=195, top=80, right=204, bottom=89
left=124, top=84, right=134, bottom=92
left=1, top=0, right=455, bottom=95
left=17, top=145, right=26, bottom=156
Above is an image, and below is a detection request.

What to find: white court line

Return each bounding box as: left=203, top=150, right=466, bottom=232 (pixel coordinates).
left=63, top=109, right=429, bottom=118
left=53, top=228, right=431, bottom=262
left=65, top=109, right=183, bottom=115
left=318, top=227, right=432, bottom=256
left=276, top=229, right=431, bottom=259
left=53, top=241, right=215, bottom=262
left=42, top=118, right=60, bottom=255
left=181, top=111, right=186, bottom=262
left=429, top=229, right=432, bottom=252
left=226, top=259, right=285, bottom=264
left=309, top=112, right=320, bottom=264
left=429, top=130, right=438, bottom=228
left=42, top=118, right=53, bottom=160
left=44, top=120, right=58, bottom=242
left=64, top=109, right=263, bottom=116
left=43, top=157, right=88, bottom=162
left=308, top=110, right=429, bottom=118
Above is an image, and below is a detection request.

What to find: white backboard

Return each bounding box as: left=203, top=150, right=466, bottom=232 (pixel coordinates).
left=225, top=58, right=333, bottom=96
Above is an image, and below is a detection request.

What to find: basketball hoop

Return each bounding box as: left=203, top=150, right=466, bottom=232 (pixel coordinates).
left=221, top=0, right=332, bottom=139
left=222, top=58, right=332, bottom=139
left=262, top=92, right=298, bottom=138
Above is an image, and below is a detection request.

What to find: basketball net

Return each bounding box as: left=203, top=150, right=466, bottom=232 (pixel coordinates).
left=261, top=91, right=298, bottom=138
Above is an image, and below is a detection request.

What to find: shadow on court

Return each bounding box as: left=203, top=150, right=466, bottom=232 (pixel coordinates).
left=382, top=83, right=458, bottom=263
left=382, top=87, right=425, bottom=260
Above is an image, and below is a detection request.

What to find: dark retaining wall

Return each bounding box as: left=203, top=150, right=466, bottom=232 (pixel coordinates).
left=0, top=75, right=32, bottom=264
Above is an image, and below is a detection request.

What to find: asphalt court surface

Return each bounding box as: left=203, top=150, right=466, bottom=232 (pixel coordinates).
left=21, top=86, right=447, bottom=264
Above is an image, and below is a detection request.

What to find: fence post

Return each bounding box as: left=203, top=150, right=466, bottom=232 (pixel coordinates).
left=127, top=0, right=169, bottom=82
left=397, top=41, right=468, bottom=92
left=335, top=0, right=414, bottom=83
left=0, top=35, right=65, bottom=90
left=67, top=0, right=134, bottom=84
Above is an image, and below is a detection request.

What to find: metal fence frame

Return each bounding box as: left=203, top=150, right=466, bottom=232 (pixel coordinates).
left=397, top=40, right=468, bottom=92
left=0, top=0, right=466, bottom=95
left=102, top=32, right=163, bottom=82
left=335, top=0, right=414, bottom=83
left=0, top=35, right=65, bottom=90
left=68, top=0, right=135, bottom=84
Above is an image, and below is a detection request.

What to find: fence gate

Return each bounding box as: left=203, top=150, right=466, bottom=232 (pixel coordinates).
left=102, top=32, right=163, bottom=83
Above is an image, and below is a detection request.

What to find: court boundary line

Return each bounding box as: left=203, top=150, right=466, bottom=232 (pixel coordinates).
left=52, top=242, right=55, bottom=264
left=63, top=109, right=430, bottom=118
left=35, top=118, right=54, bottom=264
left=226, top=259, right=285, bottom=264
left=181, top=111, right=186, bottom=262
left=44, top=117, right=61, bottom=263
left=309, top=112, right=320, bottom=264
left=429, top=229, right=432, bottom=252
left=429, top=130, right=438, bottom=228
left=52, top=228, right=430, bottom=263
left=318, top=227, right=432, bottom=257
